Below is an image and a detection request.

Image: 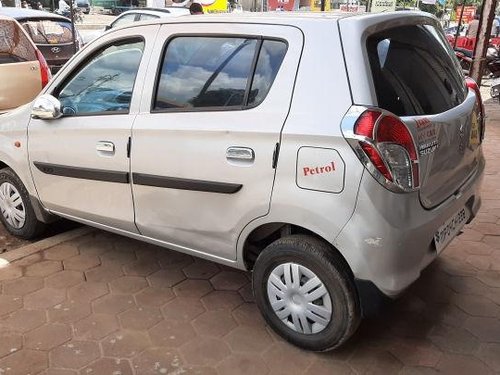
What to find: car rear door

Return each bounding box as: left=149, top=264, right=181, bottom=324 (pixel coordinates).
left=339, top=14, right=484, bottom=208
left=130, top=22, right=303, bottom=260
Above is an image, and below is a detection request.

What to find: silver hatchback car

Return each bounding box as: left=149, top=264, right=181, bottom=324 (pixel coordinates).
left=0, top=12, right=484, bottom=351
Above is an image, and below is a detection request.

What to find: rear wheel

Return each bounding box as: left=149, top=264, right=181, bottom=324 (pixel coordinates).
left=252, top=235, right=360, bottom=351
left=0, top=168, right=46, bottom=239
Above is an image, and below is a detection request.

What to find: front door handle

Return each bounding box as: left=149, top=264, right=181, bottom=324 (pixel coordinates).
left=96, top=141, right=115, bottom=154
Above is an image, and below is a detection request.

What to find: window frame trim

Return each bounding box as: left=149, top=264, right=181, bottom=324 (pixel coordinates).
left=150, top=33, right=288, bottom=114
left=52, top=36, right=146, bottom=118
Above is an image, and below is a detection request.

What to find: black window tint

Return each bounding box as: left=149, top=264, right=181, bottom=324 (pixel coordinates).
left=58, top=40, right=144, bottom=115
left=155, top=37, right=258, bottom=110
left=248, top=40, right=287, bottom=106
left=367, top=25, right=466, bottom=116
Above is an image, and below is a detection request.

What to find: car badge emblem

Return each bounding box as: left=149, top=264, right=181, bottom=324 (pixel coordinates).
left=51, top=47, right=61, bottom=53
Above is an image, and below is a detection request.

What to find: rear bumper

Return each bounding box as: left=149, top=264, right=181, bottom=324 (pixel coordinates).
left=334, top=154, right=484, bottom=297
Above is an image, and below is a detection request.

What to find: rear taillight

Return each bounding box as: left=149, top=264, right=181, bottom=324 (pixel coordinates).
left=466, top=77, right=485, bottom=142
left=35, top=49, right=51, bottom=88
left=353, top=109, right=419, bottom=192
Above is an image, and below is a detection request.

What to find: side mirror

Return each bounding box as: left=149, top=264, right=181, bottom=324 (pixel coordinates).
left=31, top=94, right=63, bottom=120
left=105, top=25, right=111, bottom=31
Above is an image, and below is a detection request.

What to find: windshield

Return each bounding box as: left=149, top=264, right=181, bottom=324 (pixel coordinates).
left=21, top=19, right=73, bottom=44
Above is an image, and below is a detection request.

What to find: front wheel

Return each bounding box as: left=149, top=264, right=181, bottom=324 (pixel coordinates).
left=0, top=168, right=46, bottom=239
left=252, top=235, right=361, bottom=351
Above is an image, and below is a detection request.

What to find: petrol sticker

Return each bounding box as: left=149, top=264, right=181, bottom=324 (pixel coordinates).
left=469, top=111, right=480, bottom=146
left=296, top=147, right=344, bottom=193
left=416, top=118, right=439, bottom=156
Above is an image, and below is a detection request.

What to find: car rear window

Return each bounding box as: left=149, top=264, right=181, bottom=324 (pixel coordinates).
left=21, top=19, right=73, bottom=44
left=153, top=36, right=287, bottom=111
left=0, top=18, right=36, bottom=63
left=367, top=24, right=467, bottom=116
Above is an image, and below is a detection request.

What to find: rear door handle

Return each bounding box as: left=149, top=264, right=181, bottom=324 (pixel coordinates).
left=96, top=141, right=115, bottom=155
left=226, top=147, right=254, bottom=162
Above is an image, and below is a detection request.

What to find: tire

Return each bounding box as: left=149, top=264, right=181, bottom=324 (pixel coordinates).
left=252, top=235, right=360, bottom=351
left=0, top=168, right=46, bottom=239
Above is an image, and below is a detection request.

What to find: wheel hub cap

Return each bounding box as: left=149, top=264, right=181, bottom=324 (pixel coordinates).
left=267, top=262, right=332, bottom=334
left=0, top=182, right=25, bottom=229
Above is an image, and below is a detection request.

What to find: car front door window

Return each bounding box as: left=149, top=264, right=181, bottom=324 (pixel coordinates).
left=57, top=39, right=144, bottom=116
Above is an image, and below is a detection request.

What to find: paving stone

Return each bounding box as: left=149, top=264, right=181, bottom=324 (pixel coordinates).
left=50, top=341, right=100, bottom=370
left=14, top=253, right=43, bottom=267
left=348, top=345, right=404, bottom=375
left=119, top=307, right=163, bottom=330
left=2, top=276, right=44, bottom=296
left=25, top=260, right=62, bottom=277
left=191, top=309, right=238, bottom=338
left=48, top=300, right=92, bottom=324
left=261, top=342, right=314, bottom=374
left=454, top=294, right=500, bottom=317
left=238, top=283, right=255, bottom=303
left=429, top=324, right=480, bottom=354
left=232, top=303, right=266, bottom=327
left=43, top=244, right=79, bottom=261
left=24, top=288, right=66, bottom=310
left=458, top=228, right=484, bottom=242
left=0, top=349, right=48, bottom=375
left=0, top=295, right=23, bottom=317
left=157, top=250, right=194, bottom=269
left=41, top=369, right=77, bottom=375
left=436, top=353, right=494, bottom=374
left=200, top=290, right=243, bottom=311
left=477, top=343, right=500, bottom=372
left=173, top=279, right=213, bottom=298
left=180, top=337, right=231, bottom=367
left=161, top=297, right=206, bottom=321
left=182, top=260, right=220, bottom=279
left=0, top=309, right=46, bottom=332
left=483, top=235, right=500, bottom=250
left=148, top=319, right=196, bottom=348
left=217, top=353, right=270, bottom=375
left=25, top=323, right=71, bottom=351
left=78, top=239, right=113, bottom=256
left=45, top=270, right=84, bottom=289
left=84, top=264, right=123, bottom=283
left=73, top=314, right=119, bottom=340
left=0, top=332, right=22, bottom=359
left=224, top=326, right=273, bottom=353
left=398, top=366, right=441, bottom=375
left=123, top=259, right=160, bottom=277
left=477, top=270, right=500, bottom=288
left=461, top=240, right=496, bottom=255
left=101, top=330, right=151, bottom=358
left=100, top=249, right=137, bottom=265
left=464, top=317, right=500, bottom=342
left=132, top=347, right=184, bottom=374
left=134, top=287, right=174, bottom=307
left=446, top=276, right=490, bottom=295
left=304, top=359, right=354, bottom=375
left=63, top=254, right=101, bottom=271
left=80, top=358, right=133, bottom=375
left=68, top=282, right=109, bottom=303
left=92, top=294, right=135, bottom=315
left=0, top=265, right=23, bottom=282
left=147, top=269, right=186, bottom=289
left=210, top=271, right=250, bottom=291
left=466, top=254, right=493, bottom=270
left=109, top=276, right=148, bottom=294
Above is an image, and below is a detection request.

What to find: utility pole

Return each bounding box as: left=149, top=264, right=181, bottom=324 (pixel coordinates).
left=69, top=0, right=77, bottom=54
left=470, top=0, right=499, bottom=85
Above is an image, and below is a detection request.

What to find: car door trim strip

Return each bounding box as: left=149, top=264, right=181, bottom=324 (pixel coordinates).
left=33, top=162, right=129, bottom=183
left=132, top=173, right=242, bottom=194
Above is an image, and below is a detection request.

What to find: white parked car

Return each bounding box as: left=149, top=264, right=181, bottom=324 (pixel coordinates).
left=0, top=12, right=484, bottom=351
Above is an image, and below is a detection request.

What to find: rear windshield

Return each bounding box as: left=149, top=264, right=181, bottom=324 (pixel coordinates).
left=0, top=18, right=36, bottom=63
left=21, top=19, right=73, bottom=44
left=367, top=24, right=466, bottom=116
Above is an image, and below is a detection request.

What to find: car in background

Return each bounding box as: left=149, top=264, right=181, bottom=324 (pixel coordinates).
left=77, top=0, right=91, bottom=14
left=105, top=7, right=190, bottom=30
left=0, top=15, right=51, bottom=113
left=0, top=8, right=83, bottom=73
left=444, top=24, right=468, bottom=37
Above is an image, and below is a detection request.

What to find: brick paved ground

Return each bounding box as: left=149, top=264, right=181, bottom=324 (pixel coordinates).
left=0, top=103, right=499, bottom=374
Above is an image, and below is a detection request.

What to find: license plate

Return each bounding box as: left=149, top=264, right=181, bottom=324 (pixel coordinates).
left=434, top=208, right=470, bottom=254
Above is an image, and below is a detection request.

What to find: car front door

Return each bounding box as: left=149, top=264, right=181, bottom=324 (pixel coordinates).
left=28, top=26, right=157, bottom=232
left=131, top=23, right=303, bottom=260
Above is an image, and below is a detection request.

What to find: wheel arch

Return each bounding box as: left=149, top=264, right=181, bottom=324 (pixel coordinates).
left=240, top=221, right=354, bottom=280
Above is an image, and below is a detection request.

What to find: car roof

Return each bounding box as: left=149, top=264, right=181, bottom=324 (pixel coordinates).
left=0, top=7, right=70, bottom=22
left=118, top=7, right=189, bottom=17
